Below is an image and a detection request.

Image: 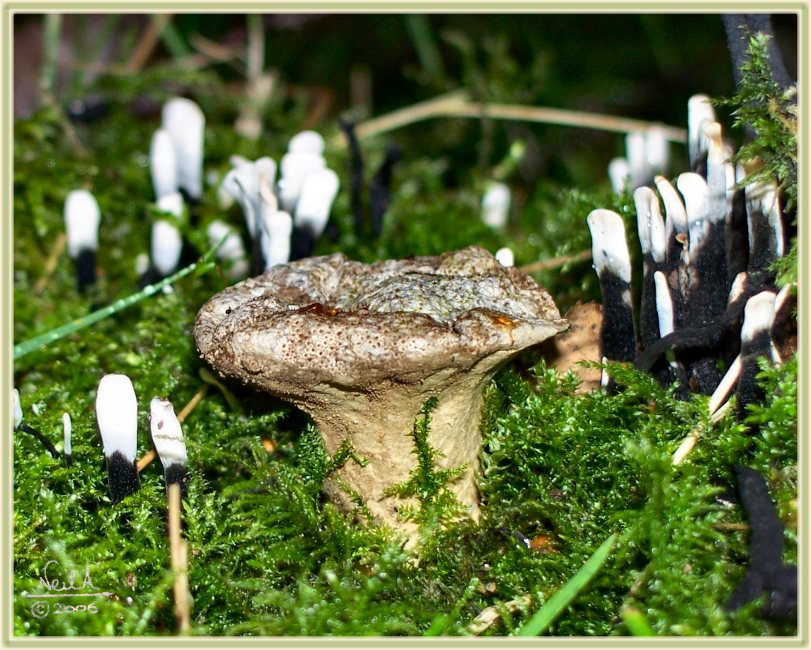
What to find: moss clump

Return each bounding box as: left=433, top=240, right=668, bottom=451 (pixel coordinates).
left=717, top=32, right=798, bottom=209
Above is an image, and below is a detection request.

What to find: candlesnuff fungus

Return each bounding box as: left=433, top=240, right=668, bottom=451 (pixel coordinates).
left=64, top=189, right=101, bottom=292
left=150, top=397, right=188, bottom=497
left=194, top=246, right=566, bottom=540
left=96, top=373, right=140, bottom=503
left=62, top=412, right=72, bottom=468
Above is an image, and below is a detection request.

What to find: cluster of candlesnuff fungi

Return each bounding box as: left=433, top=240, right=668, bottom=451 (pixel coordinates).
left=60, top=94, right=520, bottom=298
left=590, top=94, right=793, bottom=422
left=219, top=130, right=341, bottom=274
left=194, top=246, right=567, bottom=540
left=60, top=96, right=345, bottom=295
left=591, top=94, right=797, bottom=620
left=13, top=377, right=188, bottom=503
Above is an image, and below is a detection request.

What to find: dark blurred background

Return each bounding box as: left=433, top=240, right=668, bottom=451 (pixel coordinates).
left=13, top=13, right=798, bottom=188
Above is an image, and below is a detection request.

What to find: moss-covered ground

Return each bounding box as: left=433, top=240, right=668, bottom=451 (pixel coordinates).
left=12, top=16, right=798, bottom=637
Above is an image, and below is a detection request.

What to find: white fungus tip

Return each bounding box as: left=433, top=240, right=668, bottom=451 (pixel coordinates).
left=156, top=192, right=184, bottom=219
left=261, top=209, right=293, bottom=269
left=64, top=189, right=101, bottom=259
left=653, top=271, right=675, bottom=337
left=207, top=220, right=245, bottom=260
left=151, top=219, right=183, bottom=275
left=294, top=168, right=340, bottom=237
left=207, top=220, right=248, bottom=279
left=672, top=433, right=698, bottom=466
left=774, top=282, right=794, bottom=316
left=741, top=291, right=777, bottom=344
left=687, top=94, right=715, bottom=160
left=62, top=412, right=72, bottom=456
left=600, top=357, right=610, bottom=390
left=13, top=388, right=22, bottom=430
left=161, top=97, right=205, bottom=200
left=149, top=129, right=178, bottom=200
left=587, top=209, right=632, bottom=283
left=279, top=152, right=326, bottom=212
left=760, top=181, right=785, bottom=258
left=481, top=182, right=511, bottom=229
left=135, top=253, right=150, bottom=277
left=654, top=175, right=688, bottom=237
left=229, top=154, right=251, bottom=167
left=727, top=271, right=749, bottom=305
left=633, top=186, right=666, bottom=262
left=625, top=131, right=648, bottom=188
left=495, top=247, right=514, bottom=267
left=95, top=374, right=138, bottom=462
left=255, top=156, right=278, bottom=189
left=608, top=157, right=630, bottom=194
left=703, top=121, right=728, bottom=225
left=222, top=167, right=254, bottom=232
left=709, top=355, right=742, bottom=416
left=645, top=125, right=669, bottom=173
left=288, top=130, right=325, bottom=156
left=677, top=172, right=709, bottom=254
left=703, top=121, right=725, bottom=165
left=149, top=397, right=187, bottom=469
left=676, top=172, right=709, bottom=218
left=259, top=175, right=279, bottom=214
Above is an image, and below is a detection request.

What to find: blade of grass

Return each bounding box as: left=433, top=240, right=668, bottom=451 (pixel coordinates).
left=620, top=605, right=656, bottom=636
left=158, top=16, right=191, bottom=59
left=404, top=15, right=445, bottom=83
left=516, top=533, right=617, bottom=636
left=13, top=234, right=228, bottom=360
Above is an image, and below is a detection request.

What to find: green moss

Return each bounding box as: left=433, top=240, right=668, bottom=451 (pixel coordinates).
left=384, top=396, right=468, bottom=531
left=716, top=32, right=798, bottom=209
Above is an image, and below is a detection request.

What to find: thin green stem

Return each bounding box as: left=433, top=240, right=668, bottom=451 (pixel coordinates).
left=13, top=235, right=228, bottom=360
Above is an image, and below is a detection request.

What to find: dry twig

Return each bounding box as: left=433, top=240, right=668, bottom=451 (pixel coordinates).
left=124, top=14, right=173, bottom=73
left=518, top=248, right=592, bottom=274
left=33, top=232, right=67, bottom=295
left=331, top=90, right=687, bottom=148
left=468, top=595, right=532, bottom=635
left=168, top=483, right=191, bottom=634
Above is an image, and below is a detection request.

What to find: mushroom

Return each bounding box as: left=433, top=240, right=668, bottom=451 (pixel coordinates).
left=194, top=245, right=566, bottom=541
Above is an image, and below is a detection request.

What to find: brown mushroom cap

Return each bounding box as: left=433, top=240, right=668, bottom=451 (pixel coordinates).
left=195, top=246, right=566, bottom=394
left=194, top=245, right=567, bottom=542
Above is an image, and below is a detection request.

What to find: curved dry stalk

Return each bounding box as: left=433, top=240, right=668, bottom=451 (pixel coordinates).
left=518, top=248, right=592, bottom=274
left=168, top=483, right=191, bottom=634
left=331, top=91, right=687, bottom=148
left=124, top=14, right=173, bottom=73
left=33, top=232, right=67, bottom=295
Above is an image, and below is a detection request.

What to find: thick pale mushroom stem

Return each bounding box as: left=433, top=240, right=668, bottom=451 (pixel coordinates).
left=194, top=246, right=566, bottom=542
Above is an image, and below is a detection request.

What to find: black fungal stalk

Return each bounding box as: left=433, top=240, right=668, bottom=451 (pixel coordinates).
left=339, top=118, right=366, bottom=236
left=726, top=465, right=796, bottom=620
left=370, top=144, right=402, bottom=238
